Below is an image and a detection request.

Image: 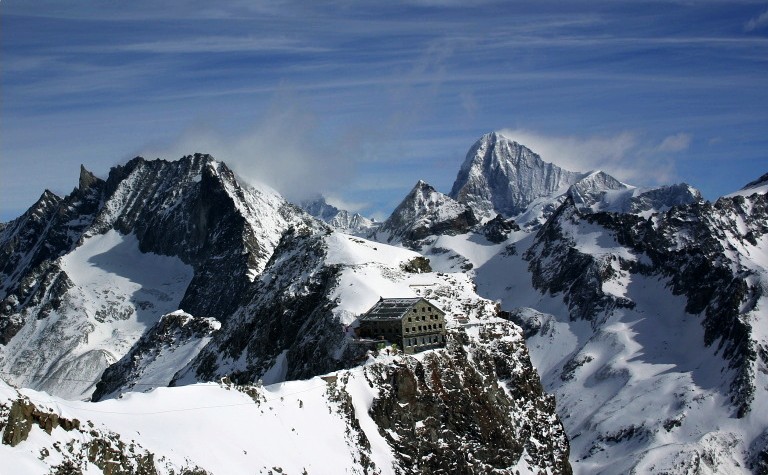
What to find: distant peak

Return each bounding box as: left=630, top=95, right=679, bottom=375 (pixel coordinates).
left=450, top=132, right=582, bottom=218
left=78, top=164, right=100, bottom=190
left=41, top=189, right=59, bottom=199
left=476, top=131, right=528, bottom=150
left=742, top=172, right=768, bottom=190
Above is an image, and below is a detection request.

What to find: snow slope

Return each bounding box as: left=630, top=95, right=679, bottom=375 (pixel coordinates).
left=0, top=154, right=304, bottom=399
left=0, top=231, right=192, bottom=400
left=0, top=374, right=390, bottom=474
left=467, top=195, right=768, bottom=474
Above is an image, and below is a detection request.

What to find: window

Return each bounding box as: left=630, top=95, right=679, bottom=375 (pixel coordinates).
left=428, top=306, right=432, bottom=311
left=405, top=328, right=410, bottom=333
left=422, top=315, right=426, bottom=321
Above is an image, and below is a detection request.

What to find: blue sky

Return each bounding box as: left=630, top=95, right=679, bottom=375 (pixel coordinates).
left=2, top=1, right=767, bottom=221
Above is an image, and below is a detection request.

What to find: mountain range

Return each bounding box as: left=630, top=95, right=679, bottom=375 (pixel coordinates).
left=0, top=131, right=766, bottom=474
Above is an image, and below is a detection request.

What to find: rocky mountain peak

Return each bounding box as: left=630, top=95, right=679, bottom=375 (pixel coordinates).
left=738, top=172, right=768, bottom=196
left=300, top=196, right=376, bottom=235
left=301, top=196, right=342, bottom=222
left=78, top=165, right=101, bottom=191
left=0, top=153, right=305, bottom=398
left=743, top=172, right=768, bottom=190
left=567, top=170, right=627, bottom=209
left=449, top=132, right=583, bottom=219
left=373, top=180, right=477, bottom=247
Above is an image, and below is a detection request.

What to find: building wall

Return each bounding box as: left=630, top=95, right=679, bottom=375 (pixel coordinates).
left=400, top=300, right=446, bottom=354
left=359, top=320, right=400, bottom=340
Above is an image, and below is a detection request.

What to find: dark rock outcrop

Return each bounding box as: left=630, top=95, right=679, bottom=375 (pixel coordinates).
left=367, top=325, right=571, bottom=474
left=525, top=192, right=768, bottom=417
left=482, top=214, right=520, bottom=243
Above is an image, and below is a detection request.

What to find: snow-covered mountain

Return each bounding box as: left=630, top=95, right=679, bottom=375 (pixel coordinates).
left=0, top=152, right=571, bottom=474
left=300, top=196, right=377, bottom=235
left=727, top=172, right=768, bottom=198
left=363, top=132, right=766, bottom=474
left=449, top=132, right=702, bottom=229
left=2, top=129, right=765, bottom=474
left=0, top=154, right=306, bottom=399
left=371, top=180, right=477, bottom=248
left=449, top=132, right=584, bottom=220
left=1, top=319, right=571, bottom=474
left=499, top=190, right=768, bottom=474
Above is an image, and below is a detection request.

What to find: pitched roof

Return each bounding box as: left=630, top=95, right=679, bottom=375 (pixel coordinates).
left=360, top=298, right=422, bottom=321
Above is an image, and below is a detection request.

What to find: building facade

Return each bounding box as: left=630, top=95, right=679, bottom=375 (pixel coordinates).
left=357, top=297, right=447, bottom=354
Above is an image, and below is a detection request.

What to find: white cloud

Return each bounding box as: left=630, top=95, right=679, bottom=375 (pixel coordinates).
left=745, top=8, right=768, bottom=32
left=137, top=93, right=360, bottom=203
left=324, top=194, right=369, bottom=213
left=498, top=128, right=679, bottom=185
left=657, top=132, right=692, bottom=152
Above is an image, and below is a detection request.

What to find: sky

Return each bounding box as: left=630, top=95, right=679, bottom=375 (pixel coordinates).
left=2, top=1, right=767, bottom=221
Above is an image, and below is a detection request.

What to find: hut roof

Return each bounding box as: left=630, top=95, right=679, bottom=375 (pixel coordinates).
left=359, top=298, right=422, bottom=321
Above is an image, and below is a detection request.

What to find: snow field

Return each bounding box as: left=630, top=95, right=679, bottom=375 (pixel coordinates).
left=0, top=230, right=193, bottom=400
left=2, top=369, right=399, bottom=475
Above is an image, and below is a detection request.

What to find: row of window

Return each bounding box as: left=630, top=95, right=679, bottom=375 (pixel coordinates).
left=412, top=306, right=432, bottom=313
left=404, top=335, right=443, bottom=347
left=369, top=322, right=443, bottom=333
left=404, top=323, right=443, bottom=333
left=407, top=314, right=440, bottom=322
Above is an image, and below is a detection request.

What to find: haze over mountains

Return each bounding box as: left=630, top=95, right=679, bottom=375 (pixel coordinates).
left=1, top=131, right=766, bottom=474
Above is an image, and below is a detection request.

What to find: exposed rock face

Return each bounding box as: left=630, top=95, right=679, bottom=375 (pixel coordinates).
left=173, top=226, right=366, bottom=386
left=373, top=180, right=477, bottom=248
left=587, top=194, right=768, bottom=417
left=526, top=194, right=767, bottom=414
left=0, top=170, right=104, bottom=342
left=567, top=170, right=628, bottom=210
left=482, top=214, right=520, bottom=243
left=514, top=188, right=768, bottom=472
left=2, top=398, right=80, bottom=447
left=91, top=311, right=221, bottom=401
left=448, top=132, right=702, bottom=229
left=367, top=324, right=571, bottom=474
left=0, top=154, right=305, bottom=398
left=89, top=155, right=296, bottom=322
left=450, top=132, right=583, bottom=219
left=627, top=183, right=703, bottom=214
left=0, top=391, right=208, bottom=474
left=525, top=197, right=635, bottom=326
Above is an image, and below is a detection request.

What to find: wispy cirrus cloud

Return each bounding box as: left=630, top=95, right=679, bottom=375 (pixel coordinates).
left=745, top=8, right=768, bottom=31
left=114, top=36, right=329, bottom=54
left=2, top=0, right=767, bottom=220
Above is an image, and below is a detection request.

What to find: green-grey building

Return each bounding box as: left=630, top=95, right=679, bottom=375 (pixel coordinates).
left=358, top=297, right=447, bottom=354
